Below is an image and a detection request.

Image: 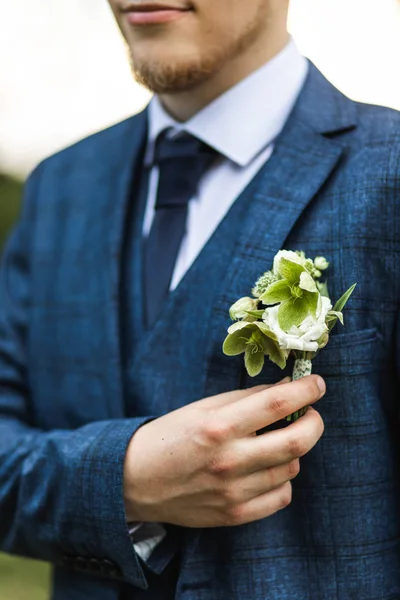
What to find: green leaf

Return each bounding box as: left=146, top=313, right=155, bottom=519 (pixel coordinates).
left=328, top=320, right=337, bottom=333
left=327, top=310, right=345, bottom=333
left=223, top=329, right=250, bottom=356
left=326, top=314, right=338, bottom=322
left=333, top=283, right=357, bottom=313
left=245, top=310, right=265, bottom=319
left=244, top=346, right=265, bottom=377
left=263, top=336, right=287, bottom=370
left=299, top=272, right=318, bottom=293
left=260, top=279, right=292, bottom=304
left=278, top=297, right=310, bottom=331
left=279, top=258, right=305, bottom=284
left=328, top=310, right=344, bottom=325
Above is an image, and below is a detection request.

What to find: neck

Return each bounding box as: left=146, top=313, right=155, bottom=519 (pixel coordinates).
left=159, top=29, right=290, bottom=122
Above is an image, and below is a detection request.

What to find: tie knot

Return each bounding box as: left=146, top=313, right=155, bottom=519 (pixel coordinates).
left=153, top=129, right=218, bottom=209
left=153, top=129, right=216, bottom=165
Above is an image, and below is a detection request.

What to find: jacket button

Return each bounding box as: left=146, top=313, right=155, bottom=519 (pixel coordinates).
left=60, top=556, right=74, bottom=569
left=89, top=558, right=102, bottom=574
left=75, top=557, right=88, bottom=571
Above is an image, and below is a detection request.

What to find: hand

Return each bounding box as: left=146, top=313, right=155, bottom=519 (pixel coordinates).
left=123, top=376, right=325, bottom=528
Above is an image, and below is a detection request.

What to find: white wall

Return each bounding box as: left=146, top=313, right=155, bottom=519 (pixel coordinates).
left=0, top=0, right=399, bottom=177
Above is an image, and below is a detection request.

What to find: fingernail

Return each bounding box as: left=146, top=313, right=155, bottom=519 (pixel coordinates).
left=316, top=376, right=326, bottom=396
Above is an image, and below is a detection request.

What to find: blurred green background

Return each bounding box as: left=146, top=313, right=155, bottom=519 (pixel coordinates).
left=0, top=554, right=49, bottom=600
left=0, top=175, right=22, bottom=250
left=0, top=175, right=50, bottom=599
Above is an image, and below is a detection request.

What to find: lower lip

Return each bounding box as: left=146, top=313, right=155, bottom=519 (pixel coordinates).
left=126, top=9, right=189, bottom=24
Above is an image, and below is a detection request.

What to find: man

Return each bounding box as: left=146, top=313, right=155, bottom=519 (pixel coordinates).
left=1, top=0, right=399, bottom=598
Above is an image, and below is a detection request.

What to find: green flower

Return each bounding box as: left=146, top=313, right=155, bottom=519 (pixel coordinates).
left=223, top=321, right=288, bottom=376
left=260, top=254, right=320, bottom=332
left=252, top=270, right=279, bottom=298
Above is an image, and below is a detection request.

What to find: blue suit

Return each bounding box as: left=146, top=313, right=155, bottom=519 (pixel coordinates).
left=1, top=64, right=400, bottom=599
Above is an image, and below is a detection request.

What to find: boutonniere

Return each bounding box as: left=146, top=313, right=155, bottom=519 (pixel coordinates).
left=223, top=250, right=356, bottom=421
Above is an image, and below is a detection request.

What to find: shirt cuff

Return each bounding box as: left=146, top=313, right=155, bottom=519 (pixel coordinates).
left=129, top=522, right=167, bottom=563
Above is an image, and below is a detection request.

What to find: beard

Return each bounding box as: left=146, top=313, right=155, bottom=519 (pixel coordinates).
left=128, top=13, right=266, bottom=95
left=131, top=51, right=222, bottom=94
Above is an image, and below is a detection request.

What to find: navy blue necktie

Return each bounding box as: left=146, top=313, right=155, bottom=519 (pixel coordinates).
left=143, top=129, right=218, bottom=327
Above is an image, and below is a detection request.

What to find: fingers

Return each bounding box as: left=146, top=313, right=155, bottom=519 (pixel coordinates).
left=220, top=482, right=293, bottom=527
left=236, top=459, right=300, bottom=500
left=198, top=384, right=271, bottom=410
left=234, top=407, right=324, bottom=474
left=227, top=377, right=292, bottom=407
left=199, top=377, right=291, bottom=410
left=218, top=376, right=326, bottom=438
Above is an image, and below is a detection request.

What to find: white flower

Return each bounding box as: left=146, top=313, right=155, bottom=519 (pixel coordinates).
left=229, top=297, right=259, bottom=320
left=262, top=296, right=332, bottom=352
left=314, top=256, right=330, bottom=271
left=273, top=250, right=305, bottom=277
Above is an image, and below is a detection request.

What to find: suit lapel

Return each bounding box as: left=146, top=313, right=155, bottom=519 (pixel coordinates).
left=94, top=111, right=148, bottom=418
left=204, top=64, right=357, bottom=395
left=221, top=125, right=344, bottom=303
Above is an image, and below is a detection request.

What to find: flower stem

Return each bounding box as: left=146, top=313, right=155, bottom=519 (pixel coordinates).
left=286, top=358, right=313, bottom=422
left=292, top=358, right=312, bottom=380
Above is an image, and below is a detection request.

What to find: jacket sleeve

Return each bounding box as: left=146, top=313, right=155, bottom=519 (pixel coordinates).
left=397, top=307, right=400, bottom=382
left=0, top=166, right=152, bottom=590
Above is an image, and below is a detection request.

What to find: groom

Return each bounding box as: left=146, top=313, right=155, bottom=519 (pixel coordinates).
left=1, top=0, right=400, bottom=598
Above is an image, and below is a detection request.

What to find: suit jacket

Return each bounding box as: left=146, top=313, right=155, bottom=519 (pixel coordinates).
left=1, top=64, right=400, bottom=600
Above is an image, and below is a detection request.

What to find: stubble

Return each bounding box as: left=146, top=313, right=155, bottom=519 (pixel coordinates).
left=128, top=7, right=269, bottom=94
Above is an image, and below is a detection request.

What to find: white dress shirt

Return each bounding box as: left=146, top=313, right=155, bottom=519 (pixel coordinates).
left=131, top=39, right=308, bottom=563
left=144, top=38, right=308, bottom=291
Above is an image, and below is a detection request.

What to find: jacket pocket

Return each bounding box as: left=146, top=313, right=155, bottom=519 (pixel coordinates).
left=312, top=327, right=388, bottom=433
left=311, top=327, right=380, bottom=377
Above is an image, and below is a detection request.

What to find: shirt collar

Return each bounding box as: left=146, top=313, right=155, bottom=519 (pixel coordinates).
left=146, top=39, right=308, bottom=168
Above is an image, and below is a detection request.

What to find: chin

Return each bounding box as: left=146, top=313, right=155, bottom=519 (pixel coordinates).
left=131, top=53, right=216, bottom=94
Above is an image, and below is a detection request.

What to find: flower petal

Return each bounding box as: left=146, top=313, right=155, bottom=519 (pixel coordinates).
left=263, top=336, right=288, bottom=369
left=273, top=250, right=304, bottom=276
left=255, top=321, right=278, bottom=341
left=223, top=332, right=249, bottom=356
left=244, top=347, right=265, bottom=377
left=314, top=256, right=329, bottom=271
left=299, top=272, right=318, bottom=293
left=278, top=297, right=309, bottom=331
left=227, top=321, right=253, bottom=334
left=260, top=279, right=292, bottom=305
left=304, top=291, right=319, bottom=318
left=279, top=257, right=305, bottom=284
left=280, top=336, right=307, bottom=351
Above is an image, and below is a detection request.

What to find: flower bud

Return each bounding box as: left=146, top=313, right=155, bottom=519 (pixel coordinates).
left=229, top=297, right=259, bottom=321
left=314, top=256, right=329, bottom=271
left=317, top=331, right=329, bottom=349
left=252, top=271, right=278, bottom=297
